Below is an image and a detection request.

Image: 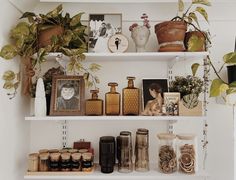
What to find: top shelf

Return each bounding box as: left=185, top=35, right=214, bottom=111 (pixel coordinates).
left=39, top=0, right=191, bottom=3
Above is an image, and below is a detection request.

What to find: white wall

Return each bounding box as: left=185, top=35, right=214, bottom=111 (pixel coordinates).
left=0, top=1, right=30, bottom=180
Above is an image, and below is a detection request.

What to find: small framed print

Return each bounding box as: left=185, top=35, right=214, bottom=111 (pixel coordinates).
left=88, top=13, right=122, bottom=53
left=108, top=34, right=129, bottom=53
left=142, top=79, right=168, bottom=116
left=50, top=76, right=85, bottom=116
left=163, top=92, right=180, bottom=116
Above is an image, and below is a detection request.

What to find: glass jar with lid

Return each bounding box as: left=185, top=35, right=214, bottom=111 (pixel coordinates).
left=82, top=152, right=93, bottom=172
left=157, top=133, right=177, bottom=174
left=28, top=153, right=39, bottom=172
left=71, top=153, right=82, bottom=171
left=39, top=153, right=49, bottom=171
left=177, top=134, right=197, bottom=174
left=61, top=153, right=71, bottom=171
left=49, top=153, right=60, bottom=171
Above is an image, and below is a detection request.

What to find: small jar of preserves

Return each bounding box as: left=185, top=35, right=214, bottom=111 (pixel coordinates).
left=28, top=153, right=39, bottom=172
left=157, top=133, right=177, bottom=174
left=49, top=153, right=60, bottom=171
left=39, top=153, right=49, bottom=171
left=71, top=153, right=82, bottom=171
left=82, top=153, right=93, bottom=172
left=61, top=153, right=71, bottom=171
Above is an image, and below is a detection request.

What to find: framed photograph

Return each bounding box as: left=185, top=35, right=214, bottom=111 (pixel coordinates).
left=163, top=92, right=180, bottom=116
left=108, top=34, right=129, bottom=53
left=88, top=13, right=122, bottom=53
left=142, top=79, right=168, bottom=116
left=50, top=76, right=85, bottom=116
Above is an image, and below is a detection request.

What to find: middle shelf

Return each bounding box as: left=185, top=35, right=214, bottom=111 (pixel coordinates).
left=25, top=116, right=206, bottom=121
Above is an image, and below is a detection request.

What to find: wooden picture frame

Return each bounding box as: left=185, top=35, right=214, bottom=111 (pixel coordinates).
left=88, top=13, right=122, bottom=53
left=50, top=75, right=85, bottom=116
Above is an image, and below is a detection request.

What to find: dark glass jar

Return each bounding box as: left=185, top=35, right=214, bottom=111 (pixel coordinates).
left=39, top=153, right=49, bottom=171
left=49, top=153, right=60, bottom=171
left=61, top=153, right=71, bottom=171
left=71, top=153, right=82, bottom=171
left=82, top=153, right=93, bottom=172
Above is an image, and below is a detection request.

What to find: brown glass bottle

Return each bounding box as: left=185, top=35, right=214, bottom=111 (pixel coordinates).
left=122, top=77, right=140, bottom=115
left=105, top=83, right=120, bottom=115
left=85, top=89, right=103, bottom=116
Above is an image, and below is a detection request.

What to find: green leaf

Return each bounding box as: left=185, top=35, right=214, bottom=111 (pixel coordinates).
left=226, top=88, right=236, bottom=95
left=210, top=79, right=229, bottom=97
left=0, top=45, right=18, bottom=59
left=70, top=13, right=84, bottom=27
left=61, top=47, right=73, bottom=56
left=3, top=82, right=14, bottom=89
left=46, top=4, right=63, bottom=18
left=15, top=36, right=25, bottom=49
left=20, top=12, right=36, bottom=19
left=89, top=63, right=101, bottom=72
left=223, top=52, right=236, bottom=64
left=229, top=81, right=236, bottom=88
left=189, top=12, right=200, bottom=28
left=30, top=23, right=37, bottom=34
left=182, top=94, right=199, bottom=109
left=187, top=34, right=205, bottom=52
left=11, top=22, right=30, bottom=39
left=192, top=0, right=211, bottom=6
left=178, top=0, right=184, bottom=12
left=74, top=26, right=86, bottom=34
left=195, top=7, right=209, bottom=23
left=191, top=63, right=200, bottom=76
left=3, top=71, right=15, bottom=81
left=67, top=62, right=74, bottom=72
left=63, top=30, right=73, bottom=46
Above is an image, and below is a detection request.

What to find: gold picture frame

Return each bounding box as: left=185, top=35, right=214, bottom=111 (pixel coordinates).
left=50, top=75, right=85, bottom=116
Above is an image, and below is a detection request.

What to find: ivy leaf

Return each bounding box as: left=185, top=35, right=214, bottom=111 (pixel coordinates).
left=191, top=63, right=200, bottom=76
left=46, top=4, right=63, bottom=18
left=210, top=79, right=229, bottom=97
left=192, top=0, right=211, bottom=6
left=229, top=81, right=236, bottom=88
left=20, top=12, right=36, bottom=19
left=226, top=88, right=236, bottom=95
left=223, top=52, right=236, bottom=64
left=187, top=34, right=205, bottom=52
left=178, top=0, right=184, bottom=12
left=3, top=71, right=16, bottom=81
left=70, top=13, right=84, bottom=27
left=0, top=45, right=18, bottom=60
left=63, top=30, right=73, bottom=46
left=195, top=7, right=209, bottom=23
left=189, top=12, right=200, bottom=28
left=3, top=82, right=14, bottom=89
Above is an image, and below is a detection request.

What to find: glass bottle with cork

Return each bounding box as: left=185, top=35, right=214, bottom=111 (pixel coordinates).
left=122, top=76, right=140, bottom=115
left=85, top=89, right=103, bottom=116
left=105, top=82, right=120, bottom=115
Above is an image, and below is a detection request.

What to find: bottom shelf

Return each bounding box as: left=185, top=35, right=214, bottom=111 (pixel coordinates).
left=24, top=164, right=209, bottom=179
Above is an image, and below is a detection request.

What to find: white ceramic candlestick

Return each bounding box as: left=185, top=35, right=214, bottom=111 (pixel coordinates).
left=35, top=78, right=47, bottom=117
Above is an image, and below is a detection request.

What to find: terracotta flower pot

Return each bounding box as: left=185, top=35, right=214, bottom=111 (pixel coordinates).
left=38, top=25, right=64, bottom=48
left=154, top=21, right=187, bottom=52
left=185, top=31, right=206, bottom=52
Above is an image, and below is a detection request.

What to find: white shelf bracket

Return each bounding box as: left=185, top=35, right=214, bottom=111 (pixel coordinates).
left=168, top=120, right=177, bottom=134
left=61, top=120, right=68, bottom=148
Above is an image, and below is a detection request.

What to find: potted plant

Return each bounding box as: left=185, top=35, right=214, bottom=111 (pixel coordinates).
left=154, top=0, right=211, bottom=52
left=0, top=4, right=100, bottom=99
left=169, top=64, right=204, bottom=115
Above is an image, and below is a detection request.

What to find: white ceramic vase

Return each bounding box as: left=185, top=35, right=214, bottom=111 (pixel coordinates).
left=35, top=78, right=47, bottom=117
left=131, top=26, right=150, bottom=52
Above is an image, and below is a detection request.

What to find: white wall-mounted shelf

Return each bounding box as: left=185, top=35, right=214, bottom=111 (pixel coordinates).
left=25, top=115, right=206, bottom=121
left=39, top=0, right=190, bottom=3
left=43, top=52, right=208, bottom=62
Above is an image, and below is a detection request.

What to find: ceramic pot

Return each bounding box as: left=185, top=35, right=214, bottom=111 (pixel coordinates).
left=38, top=26, right=64, bottom=48
left=185, top=31, right=206, bottom=52
left=131, top=26, right=150, bottom=52
left=154, top=21, right=187, bottom=52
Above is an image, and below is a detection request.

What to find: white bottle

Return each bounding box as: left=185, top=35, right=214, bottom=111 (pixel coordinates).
left=35, top=78, right=47, bottom=117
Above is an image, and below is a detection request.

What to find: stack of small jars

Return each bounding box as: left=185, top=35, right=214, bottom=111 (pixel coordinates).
left=157, top=133, right=197, bottom=174
left=28, top=148, right=93, bottom=172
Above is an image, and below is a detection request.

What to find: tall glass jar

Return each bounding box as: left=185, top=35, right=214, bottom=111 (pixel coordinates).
left=177, top=134, right=197, bottom=174
left=157, top=133, right=177, bottom=174
left=135, top=128, right=149, bottom=172
left=28, top=153, right=39, bottom=172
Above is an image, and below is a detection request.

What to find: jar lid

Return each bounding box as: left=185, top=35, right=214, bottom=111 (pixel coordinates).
left=82, top=152, right=92, bottom=160
left=157, top=133, right=176, bottom=140
left=59, top=149, right=69, bottom=153
left=50, top=153, right=61, bottom=160
left=29, top=153, right=38, bottom=160
left=177, top=134, right=196, bottom=140
left=61, top=153, right=71, bottom=160
left=39, top=149, right=49, bottom=154
left=79, top=149, right=88, bottom=153
left=72, top=153, right=82, bottom=160
left=49, top=149, right=59, bottom=153
left=69, top=149, right=78, bottom=153
left=39, top=153, right=49, bottom=160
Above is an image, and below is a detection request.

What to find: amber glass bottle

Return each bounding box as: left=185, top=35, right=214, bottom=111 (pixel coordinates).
left=85, top=90, right=103, bottom=116
left=105, top=83, right=120, bottom=115
left=122, top=77, right=140, bottom=115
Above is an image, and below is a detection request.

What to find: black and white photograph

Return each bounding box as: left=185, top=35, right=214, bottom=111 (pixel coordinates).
left=142, top=79, right=168, bottom=116
left=50, top=76, right=85, bottom=116
left=88, top=14, right=122, bottom=53
left=163, top=92, right=180, bottom=116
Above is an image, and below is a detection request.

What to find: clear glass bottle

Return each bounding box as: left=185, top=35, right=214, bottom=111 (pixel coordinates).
left=157, top=133, right=177, bottom=174
left=177, top=134, right=197, bottom=174
left=117, top=131, right=133, bottom=173
left=28, top=153, right=39, bottom=172
left=105, top=83, right=120, bottom=115
left=85, top=89, right=103, bottom=116
left=122, top=77, right=140, bottom=115
left=39, top=153, right=49, bottom=171
left=135, top=128, right=149, bottom=172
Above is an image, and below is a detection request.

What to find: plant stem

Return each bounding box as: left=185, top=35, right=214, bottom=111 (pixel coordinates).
left=183, top=3, right=193, bottom=19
